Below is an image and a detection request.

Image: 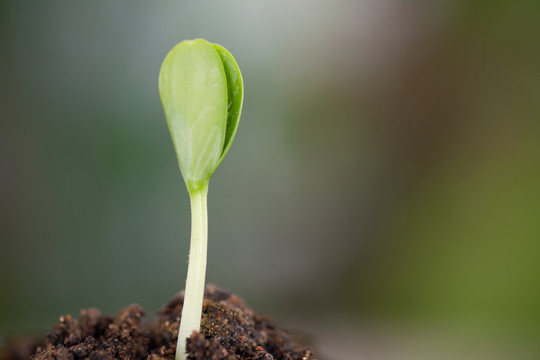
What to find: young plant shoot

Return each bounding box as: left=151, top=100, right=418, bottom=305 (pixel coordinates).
left=158, top=39, right=243, bottom=360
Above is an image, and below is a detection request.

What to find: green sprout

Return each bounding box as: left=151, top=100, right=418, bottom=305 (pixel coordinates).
left=159, top=39, right=243, bottom=360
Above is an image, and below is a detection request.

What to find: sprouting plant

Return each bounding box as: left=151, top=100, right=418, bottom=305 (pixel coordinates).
left=159, top=39, right=243, bottom=360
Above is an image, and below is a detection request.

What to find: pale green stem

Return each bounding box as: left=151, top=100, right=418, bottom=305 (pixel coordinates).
left=175, top=183, right=209, bottom=360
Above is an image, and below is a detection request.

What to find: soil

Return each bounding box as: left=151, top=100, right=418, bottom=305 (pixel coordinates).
left=0, top=285, right=317, bottom=360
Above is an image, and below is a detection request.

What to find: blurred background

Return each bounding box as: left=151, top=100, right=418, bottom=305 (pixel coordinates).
left=1, top=1, right=540, bottom=359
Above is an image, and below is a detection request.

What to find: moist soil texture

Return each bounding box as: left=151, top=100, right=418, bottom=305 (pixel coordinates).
left=0, top=285, right=317, bottom=360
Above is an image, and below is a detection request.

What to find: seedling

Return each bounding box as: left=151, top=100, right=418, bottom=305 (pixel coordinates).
left=159, top=39, right=243, bottom=360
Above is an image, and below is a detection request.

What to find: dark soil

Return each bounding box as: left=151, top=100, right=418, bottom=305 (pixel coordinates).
left=0, top=285, right=317, bottom=360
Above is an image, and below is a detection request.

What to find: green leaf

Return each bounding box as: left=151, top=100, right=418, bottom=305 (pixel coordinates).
left=159, top=39, right=228, bottom=191
left=213, top=44, right=244, bottom=165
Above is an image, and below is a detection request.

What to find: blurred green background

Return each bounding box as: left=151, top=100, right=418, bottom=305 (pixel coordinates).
left=1, top=1, right=539, bottom=359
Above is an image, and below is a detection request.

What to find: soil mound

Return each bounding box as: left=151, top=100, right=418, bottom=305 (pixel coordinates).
left=0, top=285, right=316, bottom=360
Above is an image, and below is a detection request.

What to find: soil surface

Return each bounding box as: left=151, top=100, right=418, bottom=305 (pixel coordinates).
left=0, top=285, right=317, bottom=360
